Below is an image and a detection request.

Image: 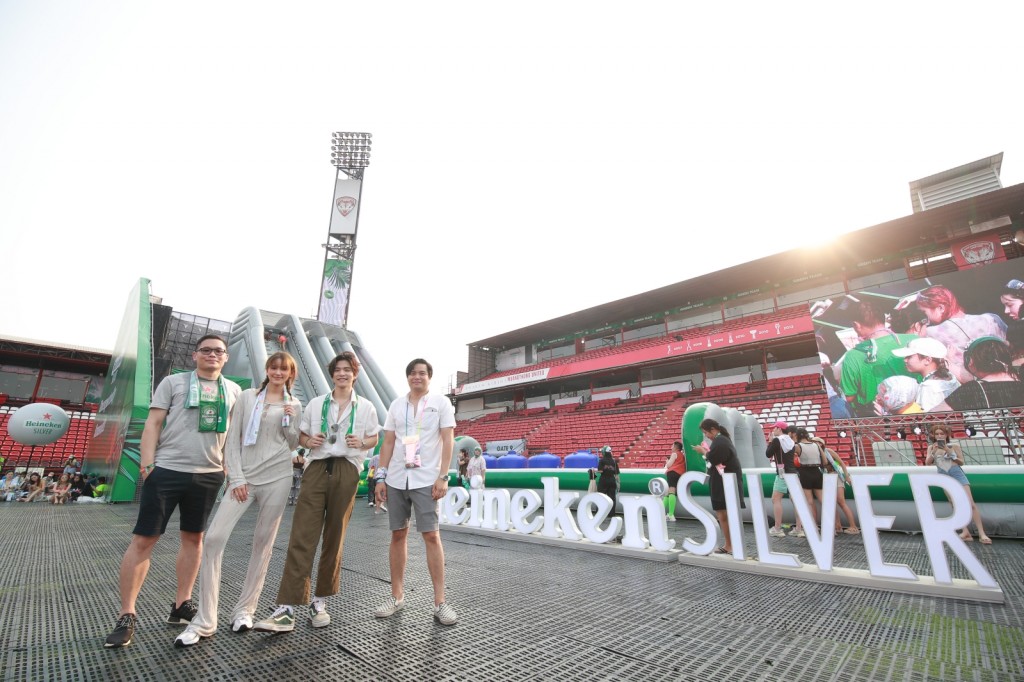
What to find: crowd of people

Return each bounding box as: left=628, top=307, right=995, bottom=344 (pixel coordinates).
left=0, top=466, right=109, bottom=503
left=817, top=278, right=1024, bottom=417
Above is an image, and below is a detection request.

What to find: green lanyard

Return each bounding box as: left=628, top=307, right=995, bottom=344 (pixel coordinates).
left=321, top=394, right=357, bottom=436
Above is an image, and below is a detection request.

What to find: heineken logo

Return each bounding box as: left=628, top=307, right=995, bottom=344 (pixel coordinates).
left=7, top=403, right=70, bottom=446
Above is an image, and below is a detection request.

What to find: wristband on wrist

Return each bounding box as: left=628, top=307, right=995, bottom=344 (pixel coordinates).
left=374, top=470, right=387, bottom=483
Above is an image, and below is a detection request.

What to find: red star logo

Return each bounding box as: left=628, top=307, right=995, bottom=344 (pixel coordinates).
left=43, top=412, right=52, bottom=420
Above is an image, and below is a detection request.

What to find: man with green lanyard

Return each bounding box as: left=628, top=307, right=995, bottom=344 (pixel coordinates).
left=105, top=334, right=241, bottom=648
left=254, top=351, right=379, bottom=633
left=373, top=358, right=458, bottom=626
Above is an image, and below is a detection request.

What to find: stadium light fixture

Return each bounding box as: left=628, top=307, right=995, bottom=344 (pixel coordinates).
left=965, top=425, right=977, bottom=437
left=912, top=425, right=923, bottom=436
left=331, top=131, right=372, bottom=169
left=838, top=429, right=848, bottom=439
left=895, top=428, right=907, bottom=441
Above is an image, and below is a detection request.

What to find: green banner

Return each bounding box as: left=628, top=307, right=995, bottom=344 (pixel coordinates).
left=84, top=278, right=152, bottom=502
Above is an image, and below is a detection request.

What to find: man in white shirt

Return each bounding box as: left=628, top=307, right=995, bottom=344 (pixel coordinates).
left=254, top=351, right=380, bottom=633
left=373, top=358, right=458, bottom=626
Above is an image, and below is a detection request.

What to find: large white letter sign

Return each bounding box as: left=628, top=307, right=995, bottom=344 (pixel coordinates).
left=746, top=473, right=800, bottom=568
left=481, top=489, right=512, bottom=531
left=908, top=474, right=997, bottom=588
left=510, top=489, right=544, bottom=535
left=541, top=478, right=582, bottom=540
left=620, top=496, right=676, bottom=551
left=678, top=471, right=718, bottom=555
left=805, top=474, right=839, bottom=571
left=721, top=473, right=746, bottom=559
left=577, top=493, right=622, bottom=544
left=442, top=487, right=470, bottom=525
left=850, top=473, right=915, bottom=581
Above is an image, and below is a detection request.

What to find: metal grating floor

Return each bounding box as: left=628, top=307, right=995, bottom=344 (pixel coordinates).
left=0, top=502, right=1022, bottom=681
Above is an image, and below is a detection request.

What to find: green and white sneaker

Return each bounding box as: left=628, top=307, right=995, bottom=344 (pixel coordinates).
left=253, top=605, right=294, bottom=633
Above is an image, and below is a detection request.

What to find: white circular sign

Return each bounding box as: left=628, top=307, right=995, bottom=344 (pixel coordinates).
left=7, top=403, right=71, bottom=445
left=648, top=477, right=668, bottom=497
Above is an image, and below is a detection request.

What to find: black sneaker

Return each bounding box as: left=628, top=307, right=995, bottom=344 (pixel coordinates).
left=167, top=599, right=198, bottom=624
left=104, top=614, right=138, bottom=648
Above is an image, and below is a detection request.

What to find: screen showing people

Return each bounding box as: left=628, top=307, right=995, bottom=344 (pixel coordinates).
left=812, top=257, right=1024, bottom=416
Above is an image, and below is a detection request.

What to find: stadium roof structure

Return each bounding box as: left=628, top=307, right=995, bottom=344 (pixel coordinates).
left=470, top=181, right=1024, bottom=351
left=0, top=335, right=111, bottom=373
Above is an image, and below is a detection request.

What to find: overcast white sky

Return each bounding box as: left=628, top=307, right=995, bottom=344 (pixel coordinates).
left=2, top=2, right=1022, bottom=395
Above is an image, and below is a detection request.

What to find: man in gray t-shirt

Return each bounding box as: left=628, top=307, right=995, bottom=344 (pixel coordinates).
left=105, top=334, right=241, bottom=649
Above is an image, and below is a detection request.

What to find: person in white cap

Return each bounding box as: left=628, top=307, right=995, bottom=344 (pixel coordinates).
left=892, top=337, right=960, bottom=412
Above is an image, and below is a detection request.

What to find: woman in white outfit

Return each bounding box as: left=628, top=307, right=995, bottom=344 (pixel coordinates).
left=174, top=351, right=302, bottom=647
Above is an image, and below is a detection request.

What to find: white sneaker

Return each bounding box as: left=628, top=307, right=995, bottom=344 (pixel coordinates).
left=374, top=595, right=405, bottom=618
left=666, top=514, right=676, bottom=522
left=433, top=602, right=458, bottom=626
left=791, top=528, right=806, bottom=538
left=768, top=527, right=785, bottom=537
left=231, top=614, right=253, bottom=633
left=309, top=599, right=331, bottom=628
left=174, top=626, right=203, bottom=648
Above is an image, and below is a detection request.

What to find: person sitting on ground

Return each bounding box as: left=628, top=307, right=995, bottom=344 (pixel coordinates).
left=2, top=472, right=21, bottom=502
left=92, top=476, right=110, bottom=499
left=63, top=456, right=78, bottom=476
left=19, top=472, right=45, bottom=503
left=51, top=473, right=72, bottom=505
left=69, top=473, right=93, bottom=502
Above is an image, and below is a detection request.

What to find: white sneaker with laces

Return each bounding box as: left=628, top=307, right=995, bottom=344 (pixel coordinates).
left=309, top=599, right=331, bottom=628
left=374, top=595, right=405, bottom=618
left=768, top=527, right=785, bottom=537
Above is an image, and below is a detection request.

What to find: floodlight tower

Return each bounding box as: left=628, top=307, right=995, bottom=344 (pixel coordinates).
left=318, top=131, right=372, bottom=327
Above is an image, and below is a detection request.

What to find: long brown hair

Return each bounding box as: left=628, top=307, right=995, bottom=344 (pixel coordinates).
left=258, top=352, right=298, bottom=394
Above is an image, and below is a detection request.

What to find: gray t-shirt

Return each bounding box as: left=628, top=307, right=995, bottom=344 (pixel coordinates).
left=151, top=372, right=242, bottom=474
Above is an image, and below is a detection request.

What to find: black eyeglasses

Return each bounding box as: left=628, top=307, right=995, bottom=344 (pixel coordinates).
left=328, top=424, right=339, bottom=444
left=197, top=347, right=227, bottom=357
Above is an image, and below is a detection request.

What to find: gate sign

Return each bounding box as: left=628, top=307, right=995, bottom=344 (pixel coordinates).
left=7, top=403, right=70, bottom=445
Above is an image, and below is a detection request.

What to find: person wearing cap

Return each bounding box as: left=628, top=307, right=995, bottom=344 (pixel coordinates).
left=596, top=445, right=619, bottom=512
left=935, top=337, right=1024, bottom=411
left=891, top=337, right=960, bottom=412
left=839, top=301, right=918, bottom=418
left=765, top=422, right=801, bottom=537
